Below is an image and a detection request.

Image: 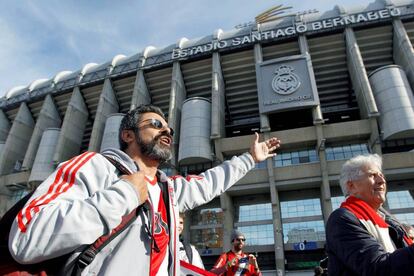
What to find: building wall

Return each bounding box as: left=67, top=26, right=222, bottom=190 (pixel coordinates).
left=2, top=1, right=414, bottom=274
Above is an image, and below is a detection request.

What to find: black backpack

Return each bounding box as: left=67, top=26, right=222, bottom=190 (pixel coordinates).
left=0, top=154, right=138, bottom=276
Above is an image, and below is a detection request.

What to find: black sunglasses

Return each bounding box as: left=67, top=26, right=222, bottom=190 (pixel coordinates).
left=235, top=238, right=246, bottom=242
left=138, top=118, right=174, bottom=136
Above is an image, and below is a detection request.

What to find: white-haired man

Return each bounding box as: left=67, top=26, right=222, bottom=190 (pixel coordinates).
left=326, top=154, right=414, bottom=275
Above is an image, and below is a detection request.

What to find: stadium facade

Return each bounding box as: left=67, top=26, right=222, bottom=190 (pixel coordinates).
left=1, top=0, right=414, bottom=273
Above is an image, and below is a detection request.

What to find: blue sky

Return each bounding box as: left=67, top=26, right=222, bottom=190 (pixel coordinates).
left=0, top=0, right=371, bottom=97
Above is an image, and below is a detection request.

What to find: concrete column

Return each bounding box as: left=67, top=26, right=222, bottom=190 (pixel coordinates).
left=213, top=139, right=224, bottom=163
left=168, top=62, right=187, bottom=169
left=254, top=44, right=271, bottom=132
left=29, top=128, right=60, bottom=189
left=315, top=125, right=333, bottom=222
left=88, top=79, right=119, bottom=152
left=211, top=52, right=226, bottom=139
left=345, top=28, right=379, bottom=118
left=299, top=32, right=332, bottom=219
left=220, top=192, right=234, bottom=252
left=298, top=35, right=324, bottom=124
left=131, top=69, right=151, bottom=110
left=0, top=103, right=35, bottom=175
left=53, top=87, right=89, bottom=163
left=264, top=132, right=285, bottom=275
left=0, top=109, right=10, bottom=141
left=393, top=19, right=414, bottom=89
left=22, top=95, right=61, bottom=170
left=369, top=117, right=382, bottom=154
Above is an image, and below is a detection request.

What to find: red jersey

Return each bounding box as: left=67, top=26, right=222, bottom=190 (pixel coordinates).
left=213, top=251, right=261, bottom=276
left=148, top=176, right=170, bottom=276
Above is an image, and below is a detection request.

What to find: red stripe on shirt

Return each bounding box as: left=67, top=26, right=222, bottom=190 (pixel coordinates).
left=23, top=152, right=91, bottom=224
left=17, top=153, right=85, bottom=232
left=17, top=152, right=95, bottom=232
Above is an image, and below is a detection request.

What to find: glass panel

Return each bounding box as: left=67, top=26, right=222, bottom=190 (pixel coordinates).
left=190, top=228, right=223, bottom=249
left=273, top=148, right=319, bottom=167
left=331, top=196, right=345, bottom=210
left=394, top=213, right=414, bottom=226
left=282, top=220, right=326, bottom=244
left=281, top=198, right=322, bottom=218
left=325, top=144, right=369, bottom=161
left=254, top=161, right=267, bottom=170
left=237, top=224, right=274, bottom=245
left=387, top=191, right=414, bottom=209
left=238, top=203, right=272, bottom=222
left=191, top=207, right=223, bottom=225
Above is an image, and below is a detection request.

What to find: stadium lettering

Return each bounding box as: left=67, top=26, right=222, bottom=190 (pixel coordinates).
left=264, top=95, right=311, bottom=105
left=172, top=7, right=401, bottom=59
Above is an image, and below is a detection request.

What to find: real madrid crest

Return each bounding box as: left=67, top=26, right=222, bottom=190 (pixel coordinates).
left=271, top=65, right=301, bottom=95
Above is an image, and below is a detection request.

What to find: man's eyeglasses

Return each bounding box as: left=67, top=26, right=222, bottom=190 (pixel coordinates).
left=138, top=118, right=174, bottom=136
left=235, top=238, right=246, bottom=242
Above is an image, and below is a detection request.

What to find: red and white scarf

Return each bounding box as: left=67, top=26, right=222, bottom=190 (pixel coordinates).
left=341, top=196, right=398, bottom=253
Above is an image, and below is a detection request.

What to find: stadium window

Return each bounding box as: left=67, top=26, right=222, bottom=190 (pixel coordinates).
left=280, top=198, right=325, bottom=244
left=273, top=149, right=319, bottom=167
left=190, top=200, right=224, bottom=249
left=234, top=202, right=274, bottom=246
left=325, top=143, right=369, bottom=161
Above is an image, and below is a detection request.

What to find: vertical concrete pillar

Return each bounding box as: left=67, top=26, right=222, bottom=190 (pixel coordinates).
left=254, top=44, right=271, bottom=132
left=131, top=70, right=151, bottom=110
left=22, top=95, right=61, bottom=170
left=345, top=28, right=381, bottom=154
left=29, top=128, right=60, bottom=189
left=264, top=132, right=285, bottom=276
left=345, top=28, right=379, bottom=118
left=0, top=103, right=35, bottom=175
left=211, top=52, right=226, bottom=139
left=298, top=35, right=324, bottom=124
left=168, top=62, right=187, bottom=169
left=393, top=19, right=414, bottom=89
left=0, top=109, right=10, bottom=141
left=53, top=87, right=89, bottom=163
left=369, top=117, right=382, bottom=154
left=315, top=126, right=333, bottom=221
left=220, top=192, right=234, bottom=252
left=300, top=33, right=332, bottom=219
left=88, top=79, right=119, bottom=152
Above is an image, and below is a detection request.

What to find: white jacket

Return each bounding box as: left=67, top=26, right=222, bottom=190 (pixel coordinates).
left=9, top=148, right=254, bottom=275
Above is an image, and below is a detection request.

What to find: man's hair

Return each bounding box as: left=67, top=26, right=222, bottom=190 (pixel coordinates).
left=339, top=154, right=382, bottom=196
left=231, top=229, right=245, bottom=242
left=119, top=104, right=166, bottom=151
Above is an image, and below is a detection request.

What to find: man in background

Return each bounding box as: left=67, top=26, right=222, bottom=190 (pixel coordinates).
left=178, top=213, right=204, bottom=269
left=211, top=229, right=261, bottom=276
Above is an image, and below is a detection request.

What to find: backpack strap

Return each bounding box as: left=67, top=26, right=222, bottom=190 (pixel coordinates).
left=181, top=238, right=193, bottom=264
left=71, top=154, right=141, bottom=275
left=74, top=208, right=139, bottom=272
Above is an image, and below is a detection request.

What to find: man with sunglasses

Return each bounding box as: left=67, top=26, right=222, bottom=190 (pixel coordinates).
left=211, top=230, right=261, bottom=276
left=9, top=104, right=280, bottom=276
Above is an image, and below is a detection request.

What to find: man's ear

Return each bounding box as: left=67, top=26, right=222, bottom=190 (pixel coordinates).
left=346, top=180, right=355, bottom=194
left=120, top=130, right=135, bottom=145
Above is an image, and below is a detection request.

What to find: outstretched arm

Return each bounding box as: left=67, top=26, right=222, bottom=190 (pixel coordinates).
left=174, top=133, right=281, bottom=212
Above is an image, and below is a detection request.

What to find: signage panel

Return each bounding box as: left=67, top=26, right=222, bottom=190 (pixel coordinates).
left=256, top=54, right=319, bottom=113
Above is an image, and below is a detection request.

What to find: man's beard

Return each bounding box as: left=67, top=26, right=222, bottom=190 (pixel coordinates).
left=234, top=243, right=243, bottom=251
left=137, top=133, right=172, bottom=163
